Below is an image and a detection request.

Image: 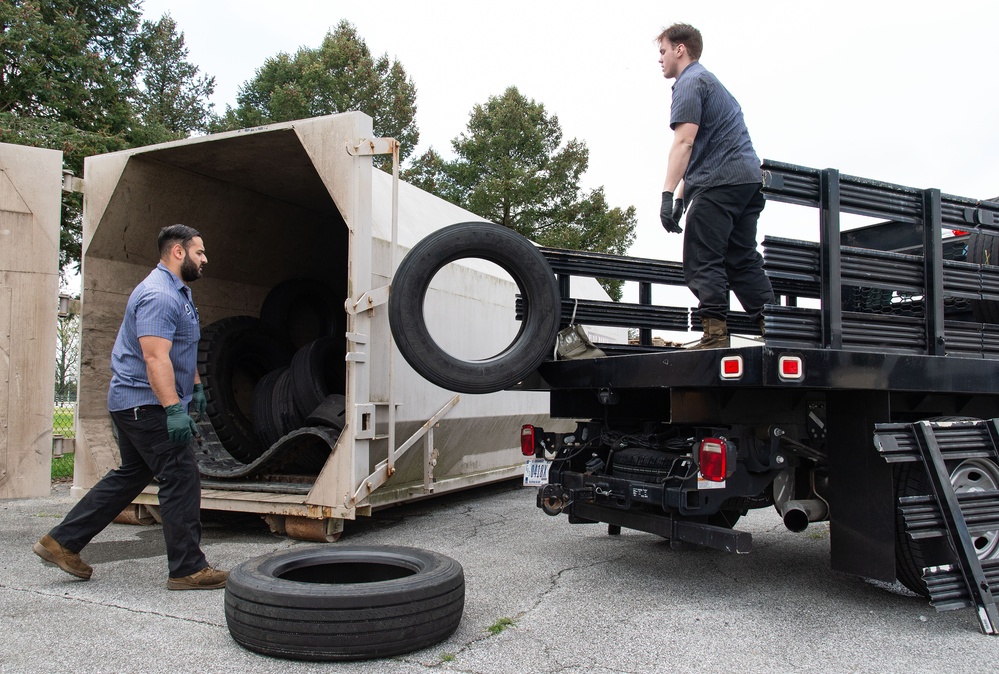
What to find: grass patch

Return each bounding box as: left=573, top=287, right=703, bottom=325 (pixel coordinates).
left=51, top=453, right=74, bottom=480
left=440, top=653, right=455, bottom=663
left=487, top=617, right=515, bottom=635
left=53, top=406, right=76, bottom=438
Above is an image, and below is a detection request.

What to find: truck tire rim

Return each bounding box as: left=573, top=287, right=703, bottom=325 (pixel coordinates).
left=951, top=458, right=999, bottom=559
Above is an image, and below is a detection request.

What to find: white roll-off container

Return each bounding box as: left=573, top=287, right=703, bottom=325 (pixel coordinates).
left=73, top=112, right=612, bottom=539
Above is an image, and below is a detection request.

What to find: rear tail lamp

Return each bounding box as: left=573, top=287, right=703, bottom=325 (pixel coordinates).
left=698, top=437, right=730, bottom=482
left=521, top=425, right=537, bottom=456
left=778, top=355, right=803, bottom=380
left=720, top=355, right=743, bottom=379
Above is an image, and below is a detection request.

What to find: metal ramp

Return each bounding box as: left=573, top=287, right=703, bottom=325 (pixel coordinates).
left=874, top=419, right=999, bottom=634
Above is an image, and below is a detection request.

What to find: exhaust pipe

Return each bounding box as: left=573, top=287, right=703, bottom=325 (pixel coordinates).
left=780, top=499, right=828, bottom=533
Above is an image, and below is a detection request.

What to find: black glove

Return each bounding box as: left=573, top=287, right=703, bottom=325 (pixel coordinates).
left=660, top=191, right=683, bottom=233
left=165, top=403, right=198, bottom=445
left=672, top=196, right=685, bottom=224
left=191, top=382, right=207, bottom=419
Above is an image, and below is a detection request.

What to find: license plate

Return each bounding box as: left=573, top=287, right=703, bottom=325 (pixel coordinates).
left=523, top=459, right=550, bottom=486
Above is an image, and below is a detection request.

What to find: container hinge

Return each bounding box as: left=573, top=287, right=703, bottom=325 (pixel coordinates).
left=346, top=285, right=390, bottom=315
left=346, top=137, right=399, bottom=157
left=62, top=170, right=84, bottom=194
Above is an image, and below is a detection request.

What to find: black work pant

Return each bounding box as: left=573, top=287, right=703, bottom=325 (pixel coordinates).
left=48, top=406, right=207, bottom=578
left=683, top=182, right=775, bottom=322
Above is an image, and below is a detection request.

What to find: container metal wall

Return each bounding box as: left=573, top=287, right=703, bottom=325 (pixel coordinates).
left=75, top=113, right=569, bottom=522
left=0, top=143, right=63, bottom=498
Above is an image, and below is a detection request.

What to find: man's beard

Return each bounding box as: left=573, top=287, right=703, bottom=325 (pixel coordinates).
left=180, top=252, right=202, bottom=282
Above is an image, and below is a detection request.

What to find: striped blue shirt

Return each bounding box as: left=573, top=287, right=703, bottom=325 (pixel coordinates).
left=671, top=61, right=761, bottom=198
left=107, top=263, right=201, bottom=412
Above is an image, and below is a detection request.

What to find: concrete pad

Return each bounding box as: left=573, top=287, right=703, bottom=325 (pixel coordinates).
left=1, top=482, right=996, bottom=673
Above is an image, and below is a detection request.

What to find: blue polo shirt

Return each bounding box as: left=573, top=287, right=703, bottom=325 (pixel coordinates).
left=107, top=263, right=201, bottom=411
left=670, top=61, right=761, bottom=198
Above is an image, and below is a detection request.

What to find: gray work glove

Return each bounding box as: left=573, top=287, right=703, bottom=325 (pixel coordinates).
left=660, top=191, right=683, bottom=234
left=165, top=403, right=198, bottom=445
left=191, top=382, right=207, bottom=419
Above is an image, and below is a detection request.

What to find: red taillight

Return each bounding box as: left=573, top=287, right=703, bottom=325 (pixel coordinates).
left=778, top=355, right=803, bottom=380
left=521, top=425, right=536, bottom=456
left=720, top=355, right=743, bottom=379
left=698, top=437, right=727, bottom=482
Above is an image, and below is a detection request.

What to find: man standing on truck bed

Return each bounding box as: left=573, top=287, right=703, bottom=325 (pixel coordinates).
left=33, top=224, right=228, bottom=590
left=657, top=23, right=774, bottom=349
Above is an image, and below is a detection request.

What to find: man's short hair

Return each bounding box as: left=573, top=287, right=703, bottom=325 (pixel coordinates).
left=656, top=23, right=703, bottom=61
left=157, top=224, right=201, bottom=258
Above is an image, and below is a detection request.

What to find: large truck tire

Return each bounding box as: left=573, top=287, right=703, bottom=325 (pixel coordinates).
left=252, top=367, right=303, bottom=451
left=290, top=336, right=345, bottom=420
left=389, top=222, right=561, bottom=394
left=261, top=278, right=344, bottom=351
left=893, top=416, right=999, bottom=595
left=225, top=546, right=465, bottom=661
left=198, top=317, right=293, bottom=463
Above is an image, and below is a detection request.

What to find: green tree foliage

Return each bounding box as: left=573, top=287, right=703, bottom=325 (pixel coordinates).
left=0, top=1, right=141, bottom=135
left=216, top=20, right=418, bottom=166
left=0, top=2, right=215, bottom=275
left=132, top=13, right=215, bottom=143
left=404, top=87, right=636, bottom=299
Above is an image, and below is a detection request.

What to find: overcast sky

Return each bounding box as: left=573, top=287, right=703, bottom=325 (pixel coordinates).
left=138, top=0, right=999, bottom=297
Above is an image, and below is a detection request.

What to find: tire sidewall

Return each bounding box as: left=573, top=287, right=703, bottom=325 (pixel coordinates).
left=389, top=222, right=560, bottom=394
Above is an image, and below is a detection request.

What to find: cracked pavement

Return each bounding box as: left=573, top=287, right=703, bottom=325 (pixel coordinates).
left=2, top=480, right=997, bottom=673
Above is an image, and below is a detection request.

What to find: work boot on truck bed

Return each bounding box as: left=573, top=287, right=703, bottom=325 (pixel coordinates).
left=687, top=317, right=729, bottom=350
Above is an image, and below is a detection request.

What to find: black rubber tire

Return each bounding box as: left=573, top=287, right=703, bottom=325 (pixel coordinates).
left=967, top=232, right=999, bottom=323
left=260, top=278, right=344, bottom=351
left=305, top=394, right=347, bottom=430
left=251, top=368, right=284, bottom=450
left=388, top=221, right=561, bottom=394
left=225, top=546, right=465, bottom=661
left=252, top=367, right=304, bottom=451
left=290, top=337, right=345, bottom=420
left=198, top=317, right=294, bottom=463
left=892, top=416, right=999, bottom=595
left=611, top=448, right=673, bottom=484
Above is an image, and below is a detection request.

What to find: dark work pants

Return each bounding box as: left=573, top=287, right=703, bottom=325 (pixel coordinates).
left=49, top=406, right=207, bottom=578
left=683, top=183, right=775, bottom=322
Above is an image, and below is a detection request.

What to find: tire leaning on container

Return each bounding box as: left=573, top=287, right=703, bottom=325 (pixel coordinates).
left=225, top=546, right=465, bottom=661
left=388, top=221, right=561, bottom=394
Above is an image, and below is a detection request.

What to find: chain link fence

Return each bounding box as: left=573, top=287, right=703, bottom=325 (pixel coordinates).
left=54, top=393, right=76, bottom=438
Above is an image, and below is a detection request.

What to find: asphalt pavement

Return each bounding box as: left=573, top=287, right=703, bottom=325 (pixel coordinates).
left=1, top=479, right=996, bottom=673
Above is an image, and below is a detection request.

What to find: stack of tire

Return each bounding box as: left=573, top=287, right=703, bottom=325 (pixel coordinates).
left=197, top=279, right=347, bottom=474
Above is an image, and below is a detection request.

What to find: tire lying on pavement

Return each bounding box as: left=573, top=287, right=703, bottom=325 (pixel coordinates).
left=388, top=221, right=561, bottom=394
left=225, top=546, right=465, bottom=661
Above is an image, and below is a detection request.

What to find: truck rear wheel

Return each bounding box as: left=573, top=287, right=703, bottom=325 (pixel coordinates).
left=894, top=454, right=999, bottom=595
left=389, top=221, right=561, bottom=394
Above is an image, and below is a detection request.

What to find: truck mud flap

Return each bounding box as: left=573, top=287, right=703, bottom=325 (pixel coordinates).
left=570, top=502, right=752, bottom=554
left=192, top=417, right=340, bottom=480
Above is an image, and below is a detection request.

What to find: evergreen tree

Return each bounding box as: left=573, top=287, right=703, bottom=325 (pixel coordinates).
left=216, top=20, right=418, bottom=167
left=0, top=2, right=215, bottom=274
left=133, top=13, right=215, bottom=143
